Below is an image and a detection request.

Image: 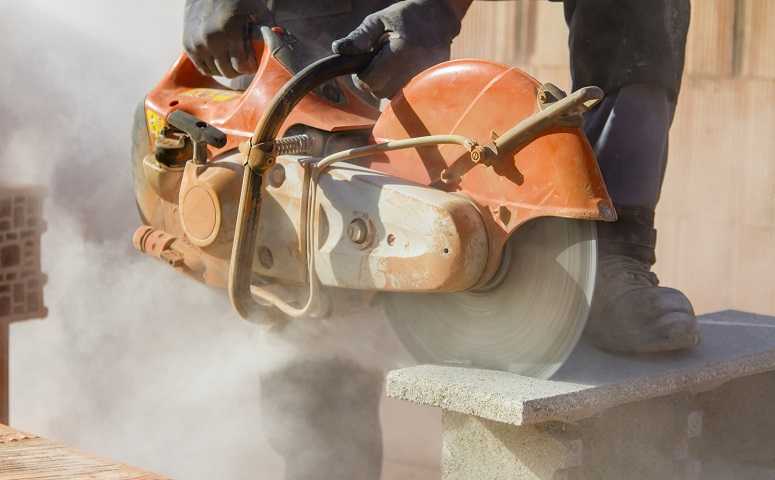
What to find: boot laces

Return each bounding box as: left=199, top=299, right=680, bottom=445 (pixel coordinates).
left=599, top=255, right=659, bottom=287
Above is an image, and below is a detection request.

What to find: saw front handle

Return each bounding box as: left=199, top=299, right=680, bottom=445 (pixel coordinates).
left=229, top=52, right=375, bottom=319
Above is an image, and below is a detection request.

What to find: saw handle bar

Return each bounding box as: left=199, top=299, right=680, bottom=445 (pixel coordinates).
left=440, top=85, right=604, bottom=183
left=493, top=86, right=603, bottom=156
left=228, top=52, right=376, bottom=319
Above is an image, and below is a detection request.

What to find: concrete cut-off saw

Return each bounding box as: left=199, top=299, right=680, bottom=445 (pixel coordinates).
left=132, top=27, right=615, bottom=379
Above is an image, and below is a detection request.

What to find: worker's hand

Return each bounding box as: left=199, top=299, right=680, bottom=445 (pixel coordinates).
left=332, top=0, right=464, bottom=99
left=183, top=0, right=272, bottom=78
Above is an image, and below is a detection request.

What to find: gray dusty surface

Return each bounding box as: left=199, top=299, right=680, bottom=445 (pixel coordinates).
left=386, top=310, right=775, bottom=425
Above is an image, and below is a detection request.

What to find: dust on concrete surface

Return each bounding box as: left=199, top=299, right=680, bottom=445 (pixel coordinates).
left=0, top=2, right=433, bottom=479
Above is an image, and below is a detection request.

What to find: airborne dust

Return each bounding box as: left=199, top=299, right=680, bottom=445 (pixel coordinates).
left=0, top=1, right=436, bottom=479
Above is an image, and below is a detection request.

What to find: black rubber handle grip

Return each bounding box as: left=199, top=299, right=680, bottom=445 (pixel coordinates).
left=249, top=51, right=376, bottom=152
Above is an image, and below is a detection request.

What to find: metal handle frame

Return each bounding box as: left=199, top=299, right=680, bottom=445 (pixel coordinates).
left=228, top=52, right=375, bottom=318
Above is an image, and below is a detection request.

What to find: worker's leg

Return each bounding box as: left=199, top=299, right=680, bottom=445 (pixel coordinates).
left=565, top=0, right=699, bottom=353
left=259, top=355, right=383, bottom=480
left=583, top=84, right=673, bottom=211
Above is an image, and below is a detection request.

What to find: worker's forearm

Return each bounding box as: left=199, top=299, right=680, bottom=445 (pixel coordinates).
left=447, top=0, right=475, bottom=20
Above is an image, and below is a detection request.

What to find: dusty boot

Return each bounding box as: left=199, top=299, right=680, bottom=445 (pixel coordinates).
left=586, top=207, right=701, bottom=353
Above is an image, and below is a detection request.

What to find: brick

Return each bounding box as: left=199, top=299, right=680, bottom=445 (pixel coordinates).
left=685, top=0, right=736, bottom=77
left=740, top=0, right=775, bottom=79
left=0, top=186, right=47, bottom=323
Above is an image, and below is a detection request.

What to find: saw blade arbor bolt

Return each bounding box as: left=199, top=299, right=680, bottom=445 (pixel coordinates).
left=347, top=218, right=370, bottom=246
left=268, top=164, right=286, bottom=188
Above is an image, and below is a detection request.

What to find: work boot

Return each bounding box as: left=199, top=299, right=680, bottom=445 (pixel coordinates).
left=585, top=207, right=701, bottom=353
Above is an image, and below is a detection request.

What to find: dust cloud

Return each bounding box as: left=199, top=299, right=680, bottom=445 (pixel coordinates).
left=0, top=2, right=432, bottom=479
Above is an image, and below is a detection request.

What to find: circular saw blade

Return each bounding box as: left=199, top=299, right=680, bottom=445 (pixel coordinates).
left=384, top=218, right=597, bottom=379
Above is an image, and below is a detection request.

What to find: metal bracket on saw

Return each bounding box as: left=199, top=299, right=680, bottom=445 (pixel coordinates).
left=229, top=52, right=376, bottom=319
left=439, top=85, right=604, bottom=185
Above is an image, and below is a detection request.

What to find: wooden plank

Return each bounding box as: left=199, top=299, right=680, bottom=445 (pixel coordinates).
left=657, top=77, right=775, bottom=315
left=685, top=0, right=736, bottom=77
left=732, top=224, right=775, bottom=314
left=0, top=425, right=167, bottom=480
left=663, top=78, right=744, bottom=224
left=739, top=0, right=775, bottom=79
left=528, top=66, right=572, bottom=94
left=523, top=0, right=569, bottom=68
left=452, top=0, right=529, bottom=65
left=0, top=324, right=6, bottom=426
left=733, top=78, right=775, bottom=228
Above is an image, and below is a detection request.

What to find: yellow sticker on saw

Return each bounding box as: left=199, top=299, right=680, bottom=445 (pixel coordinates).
left=180, top=88, right=241, bottom=103
left=146, top=109, right=165, bottom=138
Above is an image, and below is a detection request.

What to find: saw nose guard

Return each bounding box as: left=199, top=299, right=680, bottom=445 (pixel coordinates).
left=228, top=50, right=605, bottom=320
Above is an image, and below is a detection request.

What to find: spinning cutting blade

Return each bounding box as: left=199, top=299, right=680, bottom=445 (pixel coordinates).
left=384, top=218, right=597, bottom=379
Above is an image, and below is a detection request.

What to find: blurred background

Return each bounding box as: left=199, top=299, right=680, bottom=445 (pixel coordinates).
left=0, top=1, right=773, bottom=479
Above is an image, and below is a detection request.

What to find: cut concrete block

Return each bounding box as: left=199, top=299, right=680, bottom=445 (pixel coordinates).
left=388, top=311, right=775, bottom=478
left=442, top=413, right=581, bottom=480
left=388, top=311, right=775, bottom=426
left=698, top=371, right=775, bottom=467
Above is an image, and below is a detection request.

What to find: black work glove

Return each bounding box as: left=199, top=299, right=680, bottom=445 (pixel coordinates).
left=332, top=0, right=463, bottom=99
left=183, top=0, right=272, bottom=78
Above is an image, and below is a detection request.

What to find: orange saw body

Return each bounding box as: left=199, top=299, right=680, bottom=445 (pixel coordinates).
left=132, top=27, right=614, bottom=377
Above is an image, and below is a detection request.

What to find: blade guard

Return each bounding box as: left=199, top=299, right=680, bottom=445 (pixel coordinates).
left=370, top=59, right=615, bottom=283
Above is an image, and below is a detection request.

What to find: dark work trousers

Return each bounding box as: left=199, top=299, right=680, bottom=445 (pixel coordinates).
left=563, top=0, right=691, bottom=210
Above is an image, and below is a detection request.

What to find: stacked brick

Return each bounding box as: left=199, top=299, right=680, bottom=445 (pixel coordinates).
left=452, top=0, right=775, bottom=316
left=0, top=187, right=47, bottom=323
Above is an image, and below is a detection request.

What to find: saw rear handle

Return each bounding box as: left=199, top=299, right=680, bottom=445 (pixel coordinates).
left=229, top=52, right=376, bottom=319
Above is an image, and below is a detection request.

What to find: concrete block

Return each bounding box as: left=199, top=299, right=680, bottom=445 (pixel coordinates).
left=441, top=393, right=707, bottom=479
left=388, top=311, right=775, bottom=426
left=442, top=413, right=581, bottom=480
left=388, top=311, right=775, bottom=479
left=698, top=371, right=775, bottom=467
left=576, top=393, right=693, bottom=479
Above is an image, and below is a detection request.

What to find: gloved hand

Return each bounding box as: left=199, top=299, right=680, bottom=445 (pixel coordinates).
left=183, top=0, right=272, bottom=78
left=332, top=0, right=465, bottom=99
